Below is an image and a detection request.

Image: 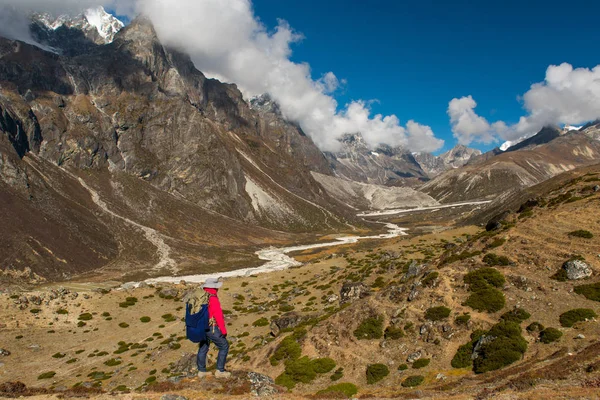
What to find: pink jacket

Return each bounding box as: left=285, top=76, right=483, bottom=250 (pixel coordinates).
left=204, top=288, right=227, bottom=335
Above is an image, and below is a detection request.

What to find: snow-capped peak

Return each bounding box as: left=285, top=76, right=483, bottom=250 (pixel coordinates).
left=84, top=6, right=124, bottom=42
left=562, top=124, right=582, bottom=133
left=35, top=6, right=124, bottom=44
left=499, top=137, right=526, bottom=151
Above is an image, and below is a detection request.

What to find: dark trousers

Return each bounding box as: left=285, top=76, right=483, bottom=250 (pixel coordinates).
left=197, top=325, right=229, bottom=372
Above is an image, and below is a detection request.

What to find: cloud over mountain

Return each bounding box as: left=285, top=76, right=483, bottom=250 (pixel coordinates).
left=0, top=0, right=444, bottom=153
left=449, top=63, right=600, bottom=146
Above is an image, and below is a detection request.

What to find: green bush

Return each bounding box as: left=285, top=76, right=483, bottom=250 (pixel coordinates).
left=539, top=327, right=563, bottom=344
left=118, top=322, right=129, bottom=328
left=104, top=358, right=122, bottom=366
left=472, top=321, right=527, bottom=374
left=275, top=373, right=296, bottom=390
left=401, top=375, right=424, bottom=387
left=500, top=308, right=531, bottom=323
left=421, top=272, right=439, bottom=287
left=372, top=276, right=387, bottom=288
left=161, top=313, right=177, bottom=322
left=464, top=287, right=505, bottom=313
left=455, top=313, right=471, bottom=325
left=140, top=316, right=151, bottom=323
left=559, top=308, right=598, bottom=327
left=487, top=238, right=506, bottom=249
left=397, top=363, right=408, bottom=371
left=425, top=306, right=451, bottom=321
left=526, top=322, right=545, bottom=332
left=316, top=383, right=358, bottom=398
left=412, top=358, right=430, bottom=369
left=451, top=342, right=474, bottom=368
left=56, top=309, right=68, bottom=315
left=38, top=371, right=56, bottom=379
left=384, top=326, right=404, bottom=340
left=464, top=267, right=506, bottom=290
left=574, top=283, right=600, bottom=302
left=551, top=268, right=569, bottom=282
left=311, top=358, right=336, bottom=374
left=353, top=316, right=384, bottom=340
left=78, top=313, right=93, bottom=321
left=30, top=308, right=41, bottom=314
left=568, top=230, right=594, bottom=239
left=52, top=352, right=66, bottom=358
left=330, top=367, right=344, bottom=381
left=441, top=251, right=482, bottom=266
left=483, top=253, right=512, bottom=266
left=285, top=356, right=317, bottom=384
left=253, top=317, right=269, bottom=327
left=366, top=363, right=389, bottom=384
left=270, top=336, right=301, bottom=366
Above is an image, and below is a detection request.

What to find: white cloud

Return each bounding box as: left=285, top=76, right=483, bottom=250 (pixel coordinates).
left=0, top=0, right=444, bottom=152
left=449, top=63, right=600, bottom=146
left=134, top=0, right=443, bottom=152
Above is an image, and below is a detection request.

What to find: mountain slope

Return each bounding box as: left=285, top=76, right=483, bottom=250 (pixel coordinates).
left=414, top=144, right=481, bottom=177
left=420, top=131, right=600, bottom=203
left=0, top=16, right=356, bottom=282
left=324, top=133, right=428, bottom=186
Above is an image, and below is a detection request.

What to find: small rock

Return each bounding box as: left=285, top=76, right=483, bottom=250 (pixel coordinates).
left=27, top=344, right=41, bottom=352
left=436, top=373, right=447, bottom=380
left=339, top=282, right=370, bottom=305
left=248, top=371, right=278, bottom=397
left=160, top=395, right=188, bottom=400
left=562, top=259, right=593, bottom=280
left=593, top=185, right=600, bottom=192
left=576, top=334, right=586, bottom=340
left=327, top=294, right=339, bottom=303
left=407, top=350, right=422, bottom=363
left=270, top=312, right=306, bottom=336
left=0, top=349, right=10, bottom=356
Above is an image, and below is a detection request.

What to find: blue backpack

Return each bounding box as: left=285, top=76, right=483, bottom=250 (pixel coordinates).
left=185, top=295, right=213, bottom=343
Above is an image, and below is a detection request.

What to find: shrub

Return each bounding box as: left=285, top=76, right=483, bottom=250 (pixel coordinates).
left=455, top=313, right=471, bottom=325
left=397, top=363, right=408, bottom=371
left=441, top=251, right=482, bottom=266
left=311, top=358, right=336, bottom=374
left=56, top=309, right=68, bottom=315
left=421, top=272, right=439, bottom=286
left=372, top=276, right=387, bottom=288
left=270, top=336, right=301, bottom=366
left=38, top=371, right=56, bottom=379
left=316, top=383, right=358, bottom=398
left=401, top=375, right=424, bottom=387
left=487, top=238, right=506, bottom=249
left=568, top=230, right=594, bottom=239
left=412, top=358, right=430, bottom=369
left=78, top=313, right=93, bottom=321
left=483, top=253, right=512, bottom=266
left=30, top=308, right=41, bottom=314
left=366, top=363, right=389, bottom=384
left=384, top=326, right=404, bottom=340
left=539, top=327, right=563, bottom=344
left=161, top=314, right=177, bottom=322
left=500, top=308, right=531, bottom=323
left=472, top=321, right=527, bottom=374
left=104, top=358, right=122, bottom=366
left=464, top=287, right=505, bottom=313
left=279, top=304, right=295, bottom=312
left=574, top=283, right=600, bottom=302
left=425, top=306, right=451, bottom=321
left=464, top=268, right=506, bottom=290
left=451, top=342, right=474, bottom=368
left=140, top=316, right=151, bottom=323
left=353, top=316, right=384, bottom=340
left=285, top=356, right=317, bottom=384
left=52, top=352, right=66, bottom=358
left=526, top=322, right=545, bottom=332
left=77, top=321, right=86, bottom=328
left=253, top=317, right=269, bottom=327
left=118, top=322, right=129, bottom=328
left=330, top=367, right=344, bottom=381
left=102, top=312, right=110, bottom=317
left=275, top=373, right=296, bottom=390
left=559, top=309, right=598, bottom=327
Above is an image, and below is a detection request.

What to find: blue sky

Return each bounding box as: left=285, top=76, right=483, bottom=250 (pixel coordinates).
left=251, top=0, right=600, bottom=153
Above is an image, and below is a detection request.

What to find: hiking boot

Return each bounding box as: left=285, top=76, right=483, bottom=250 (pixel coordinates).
left=214, top=370, right=231, bottom=379
left=197, top=371, right=210, bottom=378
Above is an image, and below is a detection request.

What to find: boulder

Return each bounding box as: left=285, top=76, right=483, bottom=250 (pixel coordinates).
left=270, top=312, right=305, bottom=336
left=160, top=395, right=188, bottom=400
left=404, top=260, right=424, bottom=280
left=407, top=350, right=422, bottom=363
left=471, top=335, right=496, bottom=360
left=171, top=353, right=197, bottom=376
left=407, top=283, right=420, bottom=302
left=0, top=349, right=10, bottom=357
left=486, top=211, right=510, bottom=231
left=248, top=372, right=279, bottom=397
left=339, top=282, right=370, bottom=305
left=562, top=259, right=592, bottom=280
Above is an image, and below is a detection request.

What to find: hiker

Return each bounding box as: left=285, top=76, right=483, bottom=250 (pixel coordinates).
left=194, top=277, right=230, bottom=378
